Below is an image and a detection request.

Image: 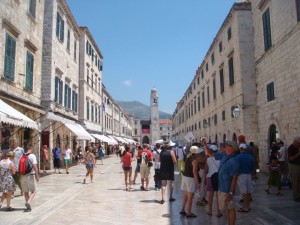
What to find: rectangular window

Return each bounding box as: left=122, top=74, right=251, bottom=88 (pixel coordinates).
left=197, top=76, right=199, bottom=85
left=87, top=101, right=90, bottom=120
left=67, top=29, right=70, bottom=51
left=56, top=12, right=64, bottom=41
left=201, top=70, right=204, bottom=79
left=194, top=99, right=196, bottom=114
left=206, top=63, right=208, bottom=72
left=228, top=57, right=235, bottom=86
left=227, top=27, right=232, bottom=40
left=25, top=51, right=34, bottom=91
left=222, top=111, right=226, bottom=121
left=74, top=40, right=77, bottom=61
left=4, top=34, right=16, bottom=81
left=297, top=0, right=300, bottom=22
left=198, top=96, right=200, bottom=111
left=64, top=84, right=71, bottom=109
left=207, top=86, right=210, bottom=104
left=219, top=68, right=224, bottom=93
left=211, top=52, right=215, bottom=65
left=267, top=82, right=275, bottom=101
left=87, top=69, right=89, bottom=85
left=213, top=79, right=216, bottom=100
left=202, top=91, right=205, bottom=108
left=91, top=104, right=94, bottom=122
left=219, top=41, right=223, bottom=52
left=191, top=103, right=193, bottom=116
left=86, top=40, right=89, bottom=55
left=72, top=90, right=78, bottom=112
left=54, top=76, right=63, bottom=104
left=29, top=0, right=36, bottom=18
left=262, top=8, right=272, bottom=51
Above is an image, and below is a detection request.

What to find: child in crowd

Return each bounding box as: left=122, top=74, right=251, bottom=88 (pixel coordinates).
left=265, top=155, right=283, bottom=196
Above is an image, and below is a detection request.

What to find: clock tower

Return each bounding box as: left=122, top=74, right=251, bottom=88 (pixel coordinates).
left=150, top=88, right=160, bottom=144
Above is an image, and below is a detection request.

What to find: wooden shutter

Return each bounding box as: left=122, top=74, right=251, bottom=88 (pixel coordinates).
left=56, top=12, right=60, bottom=38
left=59, top=80, right=63, bottom=104
left=26, top=51, right=34, bottom=90
left=262, top=8, right=272, bottom=51
left=296, top=0, right=300, bottom=22
left=54, top=77, right=59, bottom=102
left=4, top=34, right=16, bottom=80
left=29, top=0, right=36, bottom=18
left=229, top=57, right=234, bottom=85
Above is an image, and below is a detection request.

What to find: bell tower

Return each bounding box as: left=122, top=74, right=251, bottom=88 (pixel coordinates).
left=150, top=88, right=160, bottom=144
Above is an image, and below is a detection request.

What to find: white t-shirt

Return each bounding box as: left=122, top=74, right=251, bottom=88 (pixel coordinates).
left=28, top=153, right=37, bottom=175
left=153, top=149, right=161, bottom=169
left=64, top=149, right=72, bottom=159
left=13, top=147, right=25, bottom=171
left=176, top=147, right=185, bottom=160
left=278, top=146, right=286, bottom=162
left=206, top=156, right=220, bottom=177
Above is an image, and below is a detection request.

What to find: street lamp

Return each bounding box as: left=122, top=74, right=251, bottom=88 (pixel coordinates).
left=233, top=106, right=240, bottom=119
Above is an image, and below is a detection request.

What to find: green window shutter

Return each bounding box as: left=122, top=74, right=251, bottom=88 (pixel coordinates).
left=213, top=79, right=216, bottom=99
left=56, top=12, right=60, bottom=38
left=25, top=51, right=34, bottom=90
left=262, top=8, right=272, bottom=51
left=60, top=20, right=64, bottom=41
left=4, top=34, right=16, bottom=80
left=68, top=87, right=71, bottom=109
left=220, top=68, right=224, bottom=93
left=87, top=101, right=90, bottom=120
left=296, top=0, right=300, bottom=22
left=54, top=77, right=59, bottom=102
left=59, top=80, right=63, bottom=104
left=29, top=0, right=36, bottom=18
left=229, top=57, right=234, bottom=85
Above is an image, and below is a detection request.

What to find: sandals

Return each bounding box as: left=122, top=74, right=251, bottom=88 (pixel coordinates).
left=144, top=188, right=150, bottom=191
left=217, top=213, right=223, bottom=217
left=6, top=207, right=14, bottom=211
left=206, top=212, right=212, bottom=216
left=140, top=186, right=145, bottom=190
left=179, top=211, right=186, bottom=215
left=238, top=208, right=250, bottom=213
left=160, top=200, right=165, bottom=204
left=186, top=213, right=197, bottom=218
left=169, top=198, right=176, bottom=202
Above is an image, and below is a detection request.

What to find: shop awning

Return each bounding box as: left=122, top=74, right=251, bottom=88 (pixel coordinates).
left=65, top=123, right=95, bottom=142
left=0, top=99, right=40, bottom=130
left=113, top=136, right=129, bottom=144
left=91, top=134, right=118, bottom=145
left=123, top=137, right=136, bottom=144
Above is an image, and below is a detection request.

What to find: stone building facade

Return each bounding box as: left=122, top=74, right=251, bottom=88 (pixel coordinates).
left=172, top=2, right=257, bottom=146
left=78, top=26, right=103, bottom=135
left=0, top=0, right=44, bottom=152
left=251, top=0, right=300, bottom=170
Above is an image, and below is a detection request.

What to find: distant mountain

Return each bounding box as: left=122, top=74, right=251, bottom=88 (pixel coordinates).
left=117, top=101, right=172, bottom=119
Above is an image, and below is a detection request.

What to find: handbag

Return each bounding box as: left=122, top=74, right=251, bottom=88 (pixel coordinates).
left=147, top=161, right=153, bottom=167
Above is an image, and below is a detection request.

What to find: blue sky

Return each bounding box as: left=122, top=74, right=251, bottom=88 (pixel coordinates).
left=67, top=0, right=237, bottom=114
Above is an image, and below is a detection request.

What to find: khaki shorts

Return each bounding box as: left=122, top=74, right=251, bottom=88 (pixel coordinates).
left=140, top=165, right=150, bottom=179
left=20, top=174, right=37, bottom=192
left=218, top=192, right=235, bottom=210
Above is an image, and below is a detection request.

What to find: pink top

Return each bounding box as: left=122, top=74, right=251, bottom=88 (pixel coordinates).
left=122, top=152, right=132, bottom=167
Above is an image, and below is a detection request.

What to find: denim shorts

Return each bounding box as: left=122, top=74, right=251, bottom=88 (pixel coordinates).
left=86, top=163, right=94, bottom=169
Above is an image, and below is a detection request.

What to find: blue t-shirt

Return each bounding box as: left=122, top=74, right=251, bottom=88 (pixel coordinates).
left=52, top=147, right=61, bottom=159
left=218, top=153, right=239, bottom=193
left=236, top=153, right=255, bottom=174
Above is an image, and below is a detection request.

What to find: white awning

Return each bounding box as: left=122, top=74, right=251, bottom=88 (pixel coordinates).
left=123, top=137, right=136, bottom=144
left=113, top=136, right=129, bottom=144
left=0, top=99, right=40, bottom=130
left=65, top=123, right=95, bottom=142
left=91, top=134, right=118, bottom=145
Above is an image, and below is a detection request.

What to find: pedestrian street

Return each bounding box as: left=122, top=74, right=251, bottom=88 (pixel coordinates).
left=0, top=155, right=299, bottom=225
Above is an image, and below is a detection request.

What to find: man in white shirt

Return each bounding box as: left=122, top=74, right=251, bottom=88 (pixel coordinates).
left=62, top=144, right=73, bottom=174
left=153, top=143, right=162, bottom=190
left=20, top=144, right=39, bottom=212
left=11, top=138, right=25, bottom=196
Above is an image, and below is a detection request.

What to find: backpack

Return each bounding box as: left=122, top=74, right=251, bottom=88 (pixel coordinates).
left=19, top=153, right=33, bottom=175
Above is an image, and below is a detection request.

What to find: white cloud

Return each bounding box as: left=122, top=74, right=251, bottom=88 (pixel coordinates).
left=122, top=80, right=132, bottom=87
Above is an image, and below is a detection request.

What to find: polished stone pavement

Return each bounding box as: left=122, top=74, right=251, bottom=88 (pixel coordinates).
left=0, top=155, right=299, bottom=225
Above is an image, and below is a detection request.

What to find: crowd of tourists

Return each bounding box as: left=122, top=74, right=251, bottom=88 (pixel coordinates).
left=0, top=134, right=300, bottom=225
left=116, top=135, right=300, bottom=225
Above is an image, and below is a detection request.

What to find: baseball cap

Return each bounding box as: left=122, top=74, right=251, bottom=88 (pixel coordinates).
left=239, top=143, right=247, bottom=149
left=225, top=140, right=238, bottom=152
left=209, top=145, right=218, bottom=151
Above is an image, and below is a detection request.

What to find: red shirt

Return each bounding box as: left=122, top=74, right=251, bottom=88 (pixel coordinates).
left=122, top=152, right=132, bottom=167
